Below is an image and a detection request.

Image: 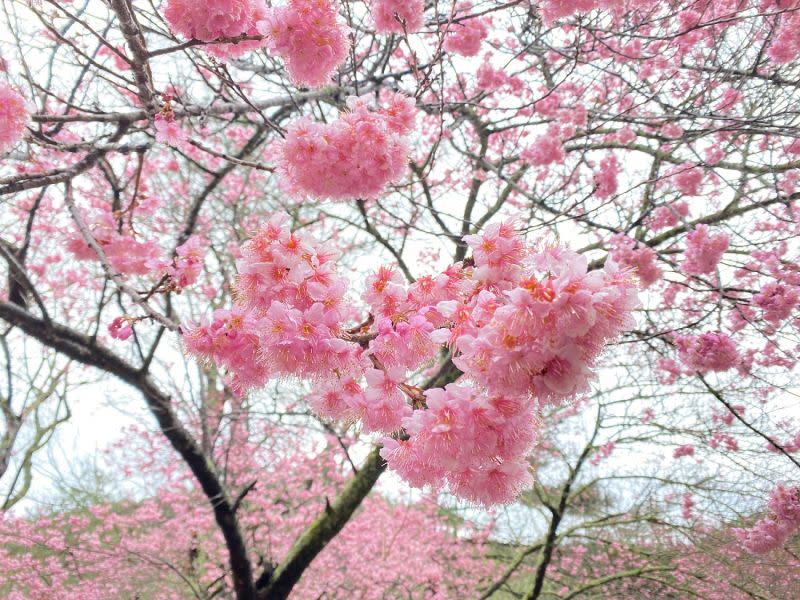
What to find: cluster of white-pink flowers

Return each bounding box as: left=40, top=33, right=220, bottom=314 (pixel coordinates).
left=277, top=92, right=417, bottom=201
left=0, top=82, right=28, bottom=154
left=184, top=216, right=639, bottom=504
left=734, top=484, right=800, bottom=554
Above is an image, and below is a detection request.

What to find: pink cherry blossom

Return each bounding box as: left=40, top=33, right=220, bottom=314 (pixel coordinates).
left=682, top=225, right=729, bottom=275
left=752, top=282, right=799, bottom=324
left=675, top=331, right=739, bottom=373
left=261, top=0, right=350, bottom=87
left=164, top=0, right=261, bottom=42
left=371, top=0, right=424, bottom=34
left=443, top=4, right=489, bottom=57
left=608, top=234, right=661, bottom=289
left=0, top=82, right=28, bottom=153
left=277, top=92, right=415, bottom=200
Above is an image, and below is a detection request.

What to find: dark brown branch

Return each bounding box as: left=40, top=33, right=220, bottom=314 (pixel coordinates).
left=0, top=300, right=256, bottom=600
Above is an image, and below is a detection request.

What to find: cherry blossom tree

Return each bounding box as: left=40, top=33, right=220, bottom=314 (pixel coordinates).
left=1, top=0, right=799, bottom=598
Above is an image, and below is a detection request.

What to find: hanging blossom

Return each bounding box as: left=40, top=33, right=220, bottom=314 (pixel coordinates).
left=443, top=3, right=489, bottom=57
left=164, top=0, right=262, bottom=43
left=154, top=96, right=190, bottom=150
left=207, top=2, right=270, bottom=60
left=66, top=210, right=163, bottom=276
left=674, top=331, right=739, bottom=373
left=277, top=91, right=416, bottom=201
left=169, top=236, right=208, bottom=288
left=608, top=234, right=661, bottom=289
left=0, top=82, right=28, bottom=154
left=184, top=216, right=638, bottom=505
left=753, top=282, right=799, bottom=325
left=443, top=223, right=640, bottom=404
left=261, top=0, right=350, bottom=87
left=734, top=484, right=800, bottom=554
left=521, top=124, right=566, bottom=167
left=371, top=0, right=424, bottom=34
left=682, top=224, right=729, bottom=275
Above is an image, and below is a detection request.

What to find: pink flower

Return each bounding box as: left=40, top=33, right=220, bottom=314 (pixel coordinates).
left=0, top=82, right=28, bottom=153
left=539, top=0, right=623, bottom=25
left=450, top=460, right=533, bottom=505
left=675, top=331, right=739, bottom=373
left=109, top=317, right=133, bottom=341
left=735, top=485, right=800, bottom=554
left=358, top=367, right=411, bottom=432
left=463, top=221, right=525, bottom=285
left=673, top=444, right=695, bottom=459
left=660, top=122, right=684, bottom=139
left=183, top=307, right=270, bottom=395
left=648, top=201, right=689, bottom=231
left=164, top=0, right=261, bottom=42
left=753, top=283, right=799, bottom=325
left=277, top=93, right=414, bottom=201
left=673, top=163, right=704, bottom=196
left=154, top=113, right=188, bottom=149
left=307, top=378, right=360, bottom=421
left=766, top=15, right=800, bottom=64
left=682, top=225, right=729, bottom=275
left=521, top=125, right=565, bottom=166
left=261, top=0, right=350, bottom=87
left=608, top=234, right=661, bottom=289
left=371, top=0, right=424, bottom=34
left=681, top=492, right=694, bottom=520
left=182, top=215, right=639, bottom=506
left=443, top=4, right=489, bottom=57
left=170, top=236, right=207, bottom=287
left=593, top=155, right=619, bottom=199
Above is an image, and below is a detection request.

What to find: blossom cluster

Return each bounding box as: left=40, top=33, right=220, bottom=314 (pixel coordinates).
left=447, top=224, right=639, bottom=404
left=184, top=216, right=638, bottom=504
left=539, top=0, right=626, bottom=25
left=184, top=213, right=356, bottom=393
left=66, top=210, right=162, bottom=276
left=674, top=331, right=740, bottom=373
left=443, top=4, right=489, bottom=57
left=734, top=484, right=800, bottom=554
left=164, top=0, right=349, bottom=85
left=277, top=92, right=416, bottom=201
left=763, top=1, right=800, bottom=63
left=682, top=224, right=729, bottom=275
left=164, top=0, right=262, bottom=43
left=261, top=0, right=350, bottom=87
left=0, top=82, right=28, bottom=154
left=608, top=234, right=661, bottom=288
left=371, top=0, right=424, bottom=34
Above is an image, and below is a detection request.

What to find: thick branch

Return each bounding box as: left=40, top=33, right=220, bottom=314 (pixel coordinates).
left=256, top=446, right=386, bottom=600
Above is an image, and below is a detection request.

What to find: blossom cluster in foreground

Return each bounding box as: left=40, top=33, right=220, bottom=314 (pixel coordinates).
left=185, top=215, right=638, bottom=504
left=734, top=484, right=800, bottom=554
